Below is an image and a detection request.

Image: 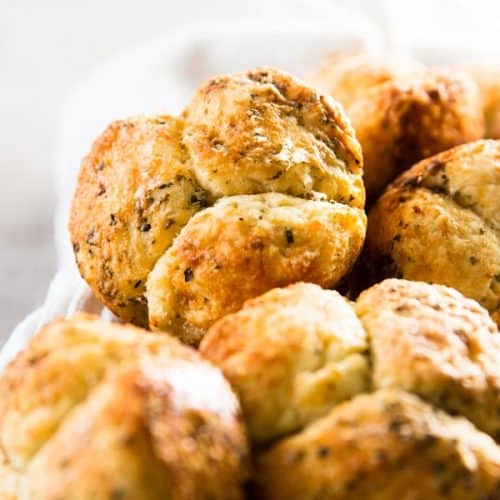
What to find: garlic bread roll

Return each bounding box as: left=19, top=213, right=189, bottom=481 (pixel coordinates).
left=69, top=115, right=208, bottom=326
left=356, top=278, right=500, bottom=440
left=364, top=140, right=500, bottom=324
left=0, top=315, right=248, bottom=499
left=200, top=282, right=369, bottom=443
left=310, top=53, right=484, bottom=199
left=182, top=67, right=364, bottom=207
left=147, top=193, right=365, bottom=345
left=70, top=67, right=366, bottom=343
left=254, top=389, right=500, bottom=500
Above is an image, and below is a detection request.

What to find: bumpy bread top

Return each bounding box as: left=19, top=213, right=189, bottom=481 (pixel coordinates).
left=182, top=67, right=364, bottom=206
left=364, top=139, right=500, bottom=324
left=200, top=282, right=369, bottom=444
left=70, top=67, right=366, bottom=341
left=201, top=277, right=500, bottom=457
left=310, top=53, right=484, bottom=199
left=69, top=115, right=208, bottom=326
left=356, top=278, right=500, bottom=440
left=147, top=194, right=366, bottom=345
left=254, top=389, right=500, bottom=500
left=0, top=315, right=248, bottom=499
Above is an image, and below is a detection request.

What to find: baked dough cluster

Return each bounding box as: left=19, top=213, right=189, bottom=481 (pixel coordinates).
left=201, top=278, right=500, bottom=499
left=70, top=67, right=366, bottom=345
left=363, top=139, right=500, bottom=325
left=20, top=60, right=500, bottom=499
left=310, top=53, right=484, bottom=199
left=0, top=315, right=248, bottom=500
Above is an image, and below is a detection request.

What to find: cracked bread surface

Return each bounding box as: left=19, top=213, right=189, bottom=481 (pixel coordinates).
left=254, top=389, right=500, bottom=500
left=356, top=278, right=500, bottom=440
left=200, top=282, right=369, bottom=444
left=70, top=67, right=366, bottom=344
left=364, top=139, right=500, bottom=324
left=0, top=314, right=249, bottom=499
left=310, top=53, right=484, bottom=199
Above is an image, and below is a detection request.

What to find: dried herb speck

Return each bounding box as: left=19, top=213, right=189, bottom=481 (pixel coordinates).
left=110, top=488, right=125, bottom=500
left=389, top=417, right=406, bottom=434
left=469, top=256, right=478, bottom=265
left=184, top=268, right=194, bottom=282
left=140, top=223, right=151, bottom=232
left=285, top=228, right=294, bottom=244
left=133, top=280, right=142, bottom=289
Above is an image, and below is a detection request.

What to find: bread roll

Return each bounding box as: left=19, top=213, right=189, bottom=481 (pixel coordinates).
left=254, top=389, right=500, bottom=499
left=310, top=53, right=484, bottom=199
left=148, top=194, right=366, bottom=345
left=182, top=67, right=365, bottom=207
left=200, top=282, right=369, bottom=444
left=197, top=279, right=500, bottom=497
left=356, top=278, right=500, bottom=440
left=0, top=315, right=248, bottom=499
left=69, top=115, right=208, bottom=326
left=70, top=67, right=366, bottom=344
left=364, top=139, right=500, bottom=324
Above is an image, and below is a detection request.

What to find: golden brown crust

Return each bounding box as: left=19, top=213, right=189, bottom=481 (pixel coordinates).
left=0, top=315, right=248, bottom=499
left=69, top=115, right=208, bottom=326
left=147, top=193, right=366, bottom=345
left=70, top=67, right=366, bottom=337
left=364, top=140, right=500, bottom=324
left=183, top=67, right=364, bottom=208
left=356, top=279, right=500, bottom=440
left=463, top=64, right=500, bottom=139
left=310, top=53, right=484, bottom=199
left=200, top=282, right=369, bottom=444
left=254, top=389, right=500, bottom=500
left=310, top=53, right=425, bottom=104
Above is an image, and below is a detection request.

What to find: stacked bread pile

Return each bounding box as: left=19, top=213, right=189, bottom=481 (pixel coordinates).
left=202, top=279, right=500, bottom=499
left=1, top=55, right=499, bottom=499
left=68, top=68, right=366, bottom=345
